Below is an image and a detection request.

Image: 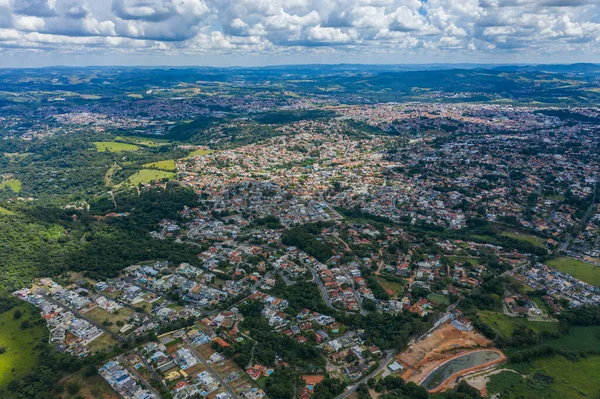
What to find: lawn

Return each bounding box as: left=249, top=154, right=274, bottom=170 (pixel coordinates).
left=188, top=148, right=214, bottom=157
left=545, top=257, right=600, bottom=287
left=116, top=169, right=176, bottom=187
left=448, top=256, right=481, bottom=266
left=0, top=178, right=22, bottom=193
left=501, top=230, right=546, bottom=247
left=428, top=292, right=449, bottom=305
left=143, top=159, right=177, bottom=171
left=93, top=141, right=140, bottom=152
left=0, top=305, right=47, bottom=388
left=84, top=307, right=134, bottom=334
left=477, top=310, right=559, bottom=339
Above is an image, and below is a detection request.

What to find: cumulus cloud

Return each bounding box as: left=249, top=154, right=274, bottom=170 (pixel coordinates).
left=0, top=0, right=598, bottom=62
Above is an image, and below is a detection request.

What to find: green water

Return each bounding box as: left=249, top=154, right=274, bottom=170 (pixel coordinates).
left=421, top=350, right=501, bottom=390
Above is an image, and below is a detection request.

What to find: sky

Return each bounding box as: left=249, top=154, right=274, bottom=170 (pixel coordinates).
left=1, top=0, right=600, bottom=67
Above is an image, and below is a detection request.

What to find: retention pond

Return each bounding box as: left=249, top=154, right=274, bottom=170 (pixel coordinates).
left=421, top=350, right=502, bottom=391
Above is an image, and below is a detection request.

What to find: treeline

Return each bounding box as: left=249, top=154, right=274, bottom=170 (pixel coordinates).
left=281, top=222, right=334, bottom=263
left=236, top=301, right=324, bottom=368
left=511, top=344, right=600, bottom=363
left=0, top=185, right=203, bottom=294
left=255, top=110, right=336, bottom=125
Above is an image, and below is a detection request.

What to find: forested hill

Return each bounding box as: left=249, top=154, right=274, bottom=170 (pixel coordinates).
left=0, top=185, right=201, bottom=295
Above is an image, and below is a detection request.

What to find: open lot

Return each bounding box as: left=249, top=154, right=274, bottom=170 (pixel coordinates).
left=92, top=141, right=140, bottom=152
left=58, top=370, right=120, bottom=399
left=376, top=276, right=404, bottom=298
left=477, top=310, right=559, bottom=339
left=396, top=322, right=493, bottom=385
left=143, top=159, right=177, bottom=171
left=488, top=355, right=600, bottom=399
left=117, top=169, right=176, bottom=187
left=188, top=149, right=214, bottom=157
left=84, top=307, right=134, bottom=334
left=501, top=230, right=546, bottom=247
left=0, top=305, right=47, bottom=388
left=545, top=257, right=600, bottom=287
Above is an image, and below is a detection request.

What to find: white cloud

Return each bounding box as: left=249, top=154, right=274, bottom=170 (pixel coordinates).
left=0, top=0, right=598, bottom=62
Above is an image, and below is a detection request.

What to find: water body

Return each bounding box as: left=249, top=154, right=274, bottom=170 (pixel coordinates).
left=421, top=350, right=501, bottom=391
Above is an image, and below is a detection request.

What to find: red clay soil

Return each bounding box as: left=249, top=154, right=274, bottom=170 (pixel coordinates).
left=423, top=349, right=507, bottom=394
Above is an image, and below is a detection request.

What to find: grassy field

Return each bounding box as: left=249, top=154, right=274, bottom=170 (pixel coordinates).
left=489, top=355, right=600, bottom=399
left=0, top=207, right=15, bottom=215
left=143, top=159, right=177, bottom=171
left=448, top=256, right=481, bottom=266
left=188, top=148, right=214, bottom=157
left=84, top=307, right=134, bottom=334
left=115, top=136, right=171, bottom=147
left=538, top=325, right=600, bottom=351
left=428, top=292, right=449, bottom=305
left=58, top=370, right=119, bottom=399
left=93, top=141, right=140, bottom=152
left=545, top=257, right=600, bottom=287
left=375, top=277, right=404, bottom=298
left=478, top=310, right=559, bottom=338
left=117, top=169, right=176, bottom=187
left=0, top=178, right=22, bottom=193
left=501, top=230, right=546, bottom=247
left=86, top=333, right=118, bottom=354
left=0, top=305, right=47, bottom=388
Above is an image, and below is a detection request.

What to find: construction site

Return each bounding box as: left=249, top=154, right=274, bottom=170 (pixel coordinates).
left=394, top=322, right=505, bottom=393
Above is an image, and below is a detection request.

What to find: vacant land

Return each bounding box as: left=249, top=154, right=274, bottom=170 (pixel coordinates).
left=448, top=256, right=481, bottom=266
left=546, top=257, right=600, bottom=287
left=86, top=333, right=118, bottom=354
left=84, top=307, right=134, bottom=334
left=117, top=169, right=175, bottom=187
left=115, top=136, right=171, bottom=147
left=0, top=305, right=47, bottom=388
left=188, top=148, right=214, bottom=157
left=397, top=323, right=493, bottom=384
left=501, top=231, right=546, bottom=247
left=489, top=355, right=600, bottom=399
left=376, top=277, right=403, bottom=298
left=143, top=159, right=177, bottom=171
left=93, top=142, right=140, bottom=152
left=0, top=178, right=22, bottom=193
left=58, top=370, right=119, bottom=399
left=477, top=310, right=559, bottom=338
left=428, top=293, right=449, bottom=305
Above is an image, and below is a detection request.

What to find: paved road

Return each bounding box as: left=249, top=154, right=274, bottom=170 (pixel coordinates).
left=136, top=348, right=169, bottom=390
left=94, top=290, right=165, bottom=327
left=118, top=354, right=163, bottom=398
left=43, top=295, right=125, bottom=344
left=558, top=183, right=597, bottom=253
left=334, top=350, right=397, bottom=399
left=182, top=338, right=239, bottom=399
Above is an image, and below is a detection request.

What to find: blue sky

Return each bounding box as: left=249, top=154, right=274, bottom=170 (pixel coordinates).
left=1, top=0, right=599, bottom=67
